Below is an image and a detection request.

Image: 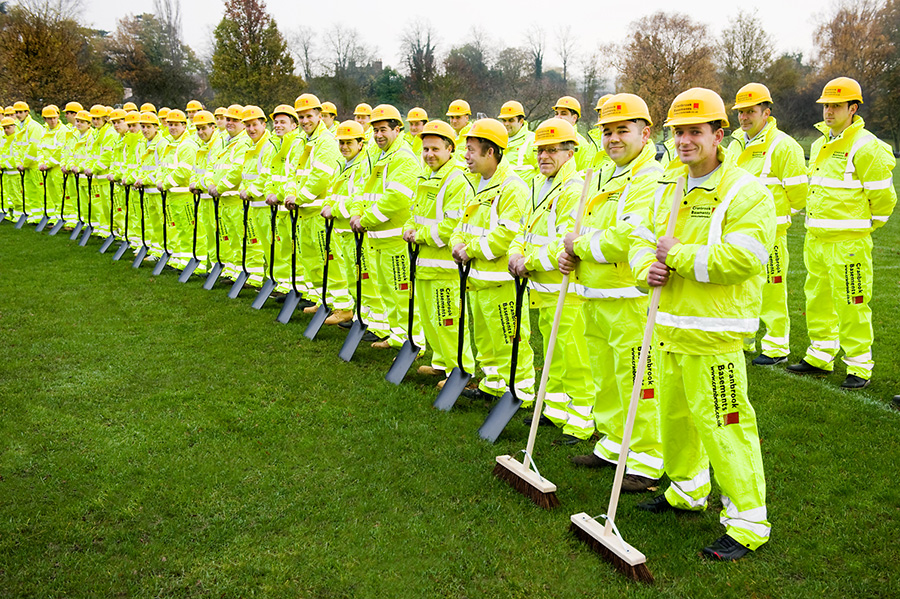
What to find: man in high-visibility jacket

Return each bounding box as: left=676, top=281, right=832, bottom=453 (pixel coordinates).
left=214, top=107, right=227, bottom=133
left=84, top=105, right=118, bottom=237
left=13, top=101, right=44, bottom=223
left=38, top=105, right=67, bottom=222
left=559, top=94, right=664, bottom=490
left=321, top=102, right=338, bottom=133
left=1, top=118, right=18, bottom=219
left=447, top=99, right=473, bottom=168
left=787, top=77, right=897, bottom=388
left=552, top=96, right=597, bottom=172
left=587, top=94, right=613, bottom=172
left=498, top=101, right=538, bottom=184
left=403, top=119, right=475, bottom=380
left=350, top=104, right=422, bottom=348
left=63, top=111, right=94, bottom=230
left=450, top=119, right=535, bottom=401
left=185, top=100, right=203, bottom=135
left=119, top=111, right=145, bottom=247
left=132, top=112, right=168, bottom=259
left=405, top=107, right=428, bottom=161
left=508, top=118, right=595, bottom=442
left=727, top=83, right=808, bottom=364
left=187, top=110, right=221, bottom=274
left=104, top=108, right=130, bottom=239
left=156, top=109, right=201, bottom=271
left=631, top=88, right=774, bottom=560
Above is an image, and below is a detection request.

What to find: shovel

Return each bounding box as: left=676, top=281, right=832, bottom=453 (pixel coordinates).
left=152, top=190, right=172, bottom=274
left=203, top=195, right=224, bottom=289
left=252, top=204, right=279, bottom=309
left=35, top=170, right=49, bottom=231
left=479, top=276, right=528, bottom=442
left=78, top=174, right=94, bottom=245
left=227, top=198, right=251, bottom=298
left=304, top=218, right=336, bottom=339
left=48, top=172, right=67, bottom=236
left=385, top=243, right=421, bottom=384
left=339, top=231, right=368, bottom=362
left=0, top=169, right=6, bottom=222
left=99, top=180, right=117, bottom=253
left=69, top=173, right=84, bottom=239
left=112, top=185, right=131, bottom=261
left=434, top=261, right=473, bottom=411
left=276, top=209, right=303, bottom=323
left=179, top=191, right=202, bottom=282
left=131, top=187, right=149, bottom=267
left=15, top=171, right=28, bottom=229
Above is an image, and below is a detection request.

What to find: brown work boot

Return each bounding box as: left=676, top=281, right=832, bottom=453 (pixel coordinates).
left=324, top=310, right=353, bottom=325
left=303, top=304, right=319, bottom=314
left=569, top=453, right=614, bottom=468
left=417, top=365, right=446, bottom=377
left=371, top=340, right=392, bottom=349
left=621, top=474, right=660, bottom=493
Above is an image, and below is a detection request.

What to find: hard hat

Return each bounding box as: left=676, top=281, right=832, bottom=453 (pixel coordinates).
left=446, top=99, right=471, bottom=116
left=3, top=107, right=13, bottom=116
left=75, top=110, right=91, bottom=122
left=594, top=94, right=614, bottom=112
left=353, top=103, right=372, bottom=116
left=139, top=111, right=160, bottom=125
left=270, top=104, right=299, bottom=122
left=89, top=104, right=109, bottom=118
left=186, top=100, right=203, bottom=112
left=123, top=102, right=138, bottom=112
left=732, top=83, right=773, bottom=110
left=42, top=105, right=60, bottom=118
left=816, top=76, right=863, bottom=104
left=13, top=101, right=29, bottom=111
left=241, top=105, right=266, bottom=122
left=214, top=107, right=226, bottom=116
left=498, top=101, right=525, bottom=119
left=124, top=111, right=141, bottom=124
left=553, top=96, right=581, bottom=117
left=192, top=110, right=215, bottom=126
left=598, top=93, right=653, bottom=127
left=108, top=108, right=127, bottom=121
left=166, top=109, right=187, bottom=123
left=225, top=104, right=244, bottom=119
left=64, top=101, right=84, bottom=113
left=140, top=102, right=156, bottom=113
left=533, top=118, right=578, bottom=146
left=418, top=120, right=457, bottom=148
left=158, top=107, right=171, bottom=119
left=105, top=106, right=114, bottom=114
left=335, top=120, right=365, bottom=140
left=321, top=101, right=337, bottom=116
left=666, top=88, right=730, bottom=129
left=406, top=107, right=428, bottom=122
left=1, top=117, right=16, bottom=127
left=465, top=118, right=508, bottom=149
left=370, top=104, right=403, bottom=124
left=294, top=93, right=322, bottom=111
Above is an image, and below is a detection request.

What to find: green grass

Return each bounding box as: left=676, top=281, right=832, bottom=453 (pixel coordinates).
left=1, top=199, right=900, bottom=597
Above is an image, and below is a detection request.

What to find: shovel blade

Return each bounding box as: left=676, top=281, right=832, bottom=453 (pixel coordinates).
left=434, top=368, right=472, bottom=411
left=303, top=304, right=331, bottom=340
left=478, top=390, right=523, bottom=443
left=78, top=225, right=93, bottom=246
left=339, top=320, right=368, bottom=362
left=251, top=279, right=277, bottom=309
left=131, top=245, right=148, bottom=268
left=0, top=210, right=6, bottom=221
left=112, top=240, right=130, bottom=261
left=385, top=340, right=420, bottom=385
left=69, top=220, right=83, bottom=239
left=35, top=216, right=49, bottom=232
left=48, top=219, right=65, bottom=236
left=15, top=214, right=27, bottom=229
left=227, top=271, right=249, bottom=298
left=203, top=262, right=223, bottom=290
left=151, top=251, right=171, bottom=275
left=179, top=257, right=200, bottom=283
left=276, top=290, right=301, bottom=324
left=98, top=234, right=116, bottom=253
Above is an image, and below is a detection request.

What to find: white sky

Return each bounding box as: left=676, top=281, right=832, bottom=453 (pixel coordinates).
left=81, top=0, right=823, bottom=79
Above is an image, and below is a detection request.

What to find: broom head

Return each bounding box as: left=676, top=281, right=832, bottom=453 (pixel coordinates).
left=493, top=454, right=559, bottom=510
left=569, top=512, right=654, bottom=583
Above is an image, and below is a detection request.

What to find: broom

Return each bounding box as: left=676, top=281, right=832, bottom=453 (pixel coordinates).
left=493, top=168, right=594, bottom=510
left=568, top=176, right=685, bottom=584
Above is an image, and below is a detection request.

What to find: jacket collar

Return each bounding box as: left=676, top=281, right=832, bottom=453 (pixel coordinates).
left=814, top=115, right=865, bottom=140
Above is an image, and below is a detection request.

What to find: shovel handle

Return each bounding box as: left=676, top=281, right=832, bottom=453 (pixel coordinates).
left=455, top=261, right=471, bottom=371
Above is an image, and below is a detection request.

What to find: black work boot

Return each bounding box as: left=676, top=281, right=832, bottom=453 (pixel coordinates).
left=702, top=534, right=751, bottom=561
left=786, top=360, right=829, bottom=376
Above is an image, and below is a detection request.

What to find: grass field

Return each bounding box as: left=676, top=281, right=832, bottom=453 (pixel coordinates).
left=1, top=194, right=899, bottom=597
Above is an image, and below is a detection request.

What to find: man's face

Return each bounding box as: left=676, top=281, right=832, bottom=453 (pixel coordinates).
left=422, top=135, right=453, bottom=172
left=76, top=120, right=90, bottom=133
left=225, top=116, right=242, bottom=136
left=3, top=124, right=15, bottom=136
left=91, top=117, right=104, bottom=129
left=449, top=114, right=468, bottom=133
left=500, top=117, right=523, bottom=136
left=168, top=121, right=186, bottom=139
left=272, top=114, right=296, bottom=137
left=737, top=105, right=769, bottom=138
left=141, top=123, right=158, bottom=140
left=197, top=123, right=214, bottom=142
left=15, top=110, right=27, bottom=122
left=822, top=102, right=856, bottom=133
left=45, top=116, right=59, bottom=129
left=674, top=122, right=723, bottom=171
left=128, top=122, right=141, bottom=134
left=554, top=108, right=578, bottom=126
left=339, top=138, right=363, bottom=160
left=244, top=118, right=266, bottom=140
left=215, top=115, right=227, bottom=130
left=536, top=144, right=573, bottom=177
left=408, top=120, right=425, bottom=136
left=465, top=139, right=494, bottom=176
left=186, top=110, right=198, bottom=121
left=372, top=120, right=399, bottom=150
left=65, top=111, right=77, bottom=125
left=112, top=119, right=127, bottom=134
left=354, top=114, right=370, bottom=129
left=322, top=113, right=335, bottom=128
left=297, top=109, right=320, bottom=135
left=602, top=120, right=650, bottom=167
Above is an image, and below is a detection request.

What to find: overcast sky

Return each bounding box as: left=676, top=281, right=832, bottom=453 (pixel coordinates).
left=81, top=0, right=822, bottom=78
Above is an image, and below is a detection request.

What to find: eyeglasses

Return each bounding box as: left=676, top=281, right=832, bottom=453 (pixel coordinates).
left=533, top=147, right=566, bottom=156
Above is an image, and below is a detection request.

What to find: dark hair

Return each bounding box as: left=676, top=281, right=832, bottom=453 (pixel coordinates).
left=559, top=140, right=576, bottom=152
left=630, top=118, right=651, bottom=129
left=421, top=133, right=454, bottom=151
left=473, top=137, right=503, bottom=162
left=849, top=100, right=861, bottom=112
left=373, top=118, right=402, bottom=130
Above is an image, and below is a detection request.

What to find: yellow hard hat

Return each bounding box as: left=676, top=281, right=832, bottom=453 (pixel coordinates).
left=13, top=101, right=29, bottom=112
left=321, top=101, right=337, bottom=116
left=158, top=107, right=171, bottom=119
left=370, top=104, right=403, bottom=124
left=64, top=101, right=84, bottom=113
left=598, top=93, right=653, bottom=127
left=139, top=111, right=160, bottom=126
left=732, top=83, right=773, bottom=110
left=1, top=117, right=16, bottom=127
left=108, top=108, right=127, bottom=121
left=214, top=107, right=227, bottom=116
left=270, top=104, right=299, bottom=122
left=418, top=120, right=457, bottom=148
left=354, top=103, right=372, bottom=116
left=140, top=102, right=156, bottom=113
left=225, top=104, right=244, bottom=119
left=166, top=109, right=187, bottom=123
left=186, top=100, right=203, bottom=112
left=335, top=120, right=365, bottom=140
left=241, top=105, right=266, bottom=122
left=3, top=107, right=13, bottom=116
left=89, top=104, right=109, bottom=118
left=75, top=110, right=91, bottom=122
left=666, top=88, right=729, bottom=129
left=294, top=93, right=322, bottom=112
left=534, top=118, right=578, bottom=146
left=817, top=76, right=863, bottom=104
left=192, top=110, right=215, bottom=126
left=42, top=105, right=60, bottom=118
left=446, top=99, right=471, bottom=116
left=124, top=111, right=141, bottom=124
left=594, top=94, right=614, bottom=112
left=553, top=96, right=581, bottom=117
left=498, top=101, right=525, bottom=119
left=407, top=107, right=428, bottom=122
left=465, top=118, right=508, bottom=149
left=123, top=102, right=138, bottom=112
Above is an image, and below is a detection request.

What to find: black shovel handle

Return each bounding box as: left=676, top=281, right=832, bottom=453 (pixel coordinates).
left=42, top=170, right=48, bottom=215
left=160, top=190, right=168, bottom=251
left=406, top=242, right=420, bottom=342
left=74, top=173, right=81, bottom=219
left=268, top=204, right=278, bottom=280
left=212, top=195, right=222, bottom=263
left=191, top=192, right=201, bottom=260
left=139, top=187, right=146, bottom=246
left=59, top=173, right=66, bottom=216
left=455, top=261, right=472, bottom=369
left=320, top=218, right=335, bottom=307
left=354, top=231, right=365, bottom=323
left=289, top=208, right=299, bottom=293
left=506, top=276, right=528, bottom=400
left=240, top=199, right=249, bottom=273
left=20, top=170, right=26, bottom=214
left=86, top=175, right=93, bottom=221
left=109, top=180, right=116, bottom=231
left=123, top=185, right=130, bottom=238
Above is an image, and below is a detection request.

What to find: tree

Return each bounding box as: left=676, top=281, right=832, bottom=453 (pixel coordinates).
left=318, top=23, right=373, bottom=112
left=763, top=52, right=817, bottom=135
left=286, top=25, right=316, bottom=81
left=717, top=10, right=775, bottom=104
left=555, top=25, right=577, bottom=85
left=815, top=0, right=890, bottom=98
left=369, top=67, right=404, bottom=106
left=525, top=24, right=545, bottom=79
left=877, top=0, right=900, bottom=147
left=209, top=0, right=302, bottom=109
left=400, top=18, right=437, bottom=104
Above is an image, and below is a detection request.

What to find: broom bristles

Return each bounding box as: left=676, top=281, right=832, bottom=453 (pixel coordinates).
left=492, top=462, right=560, bottom=510
left=569, top=521, right=654, bottom=583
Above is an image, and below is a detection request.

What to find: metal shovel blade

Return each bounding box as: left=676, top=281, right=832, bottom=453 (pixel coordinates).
left=303, top=304, right=331, bottom=340
left=203, top=262, right=223, bottom=290
left=98, top=234, right=116, bottom=253
left=433, top=367, right=472, bottom=411
left=276, top=290, right=301, bottom=324
left=478, top=390, right=523, bottom=443
left=15, top=214, right=27, bottom=229
left=69, top=220, right=83, bottom=239
left=251, top=279, right=276, bottom=310
left=48, top=219, right=65, bottom=236
left=78, top=224, right=93, bottom=246
left=112, top=239, right=130, bottom=261
left=35, top=215, right=49, bottom=232
left=131, top=245, right=148, bottom=268
left=385, top=340, right=420, bottom=385
left=151, top=251, right=171, bottom=275
left=339, top=320, right=368, bottom=362
left=227, top=271, right=249, bottom=298
left=179, top=257, right=200, bottom=283
left=0, top=210, right=6, bottom=221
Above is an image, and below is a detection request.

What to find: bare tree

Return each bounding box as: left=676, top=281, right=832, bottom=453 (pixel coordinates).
left=525, top=24, right=545, bottom=79
left=18, top=0, right=83, bottom=22
left=555, top=25, right=577, bottom=85
left=400, top=18, right=437, bottom=101
left=286, top=25, right=316, bottom=81
left=324, top=23, right=370, bottom=76
left=717, top=10, right=775, bottom=103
